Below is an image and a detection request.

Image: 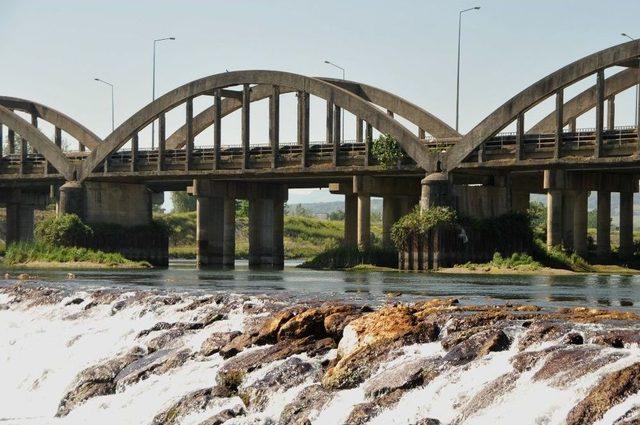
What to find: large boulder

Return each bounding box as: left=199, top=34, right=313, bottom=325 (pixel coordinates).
left=200, top=331, right=242, bottom=357
left=567, top=362, right=640, bottom=425
left=363, top=357, right=441, bottom=398
left=279, top=384, right=333, bottom=425
left=115, top=349, right=191, bottom=391
left=56, top=348, right=144, bottom=417
left=151, top=386, right=229, bottom=425
left=443, top=329, right=510, bottom=365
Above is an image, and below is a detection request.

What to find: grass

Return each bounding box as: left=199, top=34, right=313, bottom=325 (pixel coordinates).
left=532, top=239, right=594, bottom=272
left=460, top=252, right=541, bottom=272
left=3, top=241, right=150, bottom=268
left=300, top=245, right=398, bottom=270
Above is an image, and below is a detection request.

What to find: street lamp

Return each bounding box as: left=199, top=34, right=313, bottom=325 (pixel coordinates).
left=94, top=78, right=115, bottom=132
left=324, top=60, right=345, bottom=142
left=151, top=36, right=176, bottom=149
left=621, top=33, right=639, bottom=130
left=456, top=6, right=481, bottom=132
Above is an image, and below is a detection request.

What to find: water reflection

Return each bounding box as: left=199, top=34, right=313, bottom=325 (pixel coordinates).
left=1, top=261, right=639, bottom=311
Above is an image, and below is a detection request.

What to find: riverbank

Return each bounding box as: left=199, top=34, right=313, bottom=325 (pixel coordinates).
left=1, top=283, right=639, bottom=424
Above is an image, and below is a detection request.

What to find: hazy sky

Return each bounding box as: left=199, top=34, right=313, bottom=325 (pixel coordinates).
left=2, top=0, right=640, bottom=204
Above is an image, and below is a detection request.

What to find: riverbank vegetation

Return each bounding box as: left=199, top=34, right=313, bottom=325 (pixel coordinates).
left=299, top=245, right=397, bottom=270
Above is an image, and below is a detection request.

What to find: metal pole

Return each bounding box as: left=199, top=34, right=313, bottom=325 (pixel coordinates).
left=151, top=37, right=175, bottom=149
left=456, top=7, right=480, bottom=132
left=94, top=78, right=115, bottom=132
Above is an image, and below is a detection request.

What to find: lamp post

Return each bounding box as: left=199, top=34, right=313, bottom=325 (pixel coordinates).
left=94, top=78, right=115, bottom=132
left=151, top=36, right=176, bottom=149
left=621, top=33, right=639, bottom=130
left=324, top=60, right=345, bottom=142
left=456, top=6, right=480, bottom=132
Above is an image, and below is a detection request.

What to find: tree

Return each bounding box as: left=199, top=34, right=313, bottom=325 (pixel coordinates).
left=171, top=191, right=196, bottom=213
left=371, top=134, right=404, bottom=168
left=328, top=210, right=345, bottom=221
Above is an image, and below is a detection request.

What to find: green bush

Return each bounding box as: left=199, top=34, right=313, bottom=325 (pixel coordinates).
left=300, top=245, right=398, bottom=270
left=391, top=206, right=458, bottom=249
left=371, top=134, right=405, bottom=168
left=462, top=252, right=541, bottom=271
left=4, top=241, right=148, bottom=267
left=34, top=214, right=93, bottom=247
left=532, top=239, right=593, bottom=272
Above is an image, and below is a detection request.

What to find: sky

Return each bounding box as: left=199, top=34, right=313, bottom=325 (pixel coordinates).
left=2, top=0, right=640, bottom=206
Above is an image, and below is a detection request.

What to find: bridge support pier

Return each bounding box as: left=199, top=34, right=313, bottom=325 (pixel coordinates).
left=596, top=190, right=611, bottom=258
left=248, top=186, right=287, bottom=269
left=6, top=203, right=35, bottom=244
left=196, top=196, right=225, bottom=268
left=344, top=194, right=357, bottom=247
left=420, top=172, right=449, bottom=210
left=357, top=194, right=371, bottom=250
left=619, top=191, right=634, bottom=259
left=573, top=191, right=589, bottom=257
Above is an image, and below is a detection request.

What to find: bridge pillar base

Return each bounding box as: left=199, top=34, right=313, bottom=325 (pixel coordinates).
left=420, top=172, right=449, bottom=210
left=6, top=203, right=35, bottom=244
left=196, top=196, right=225, bottom=268
left=248, top=185, right=287, bottom=270
left=619, top=191, right=634, bottom=259
left=58, top=181, right=85, bottom=219
left=596, top=190, right=611, bottom=258
left=573, top=191, right=588, bottom=257
left=344, top=194, right=357, bottom=247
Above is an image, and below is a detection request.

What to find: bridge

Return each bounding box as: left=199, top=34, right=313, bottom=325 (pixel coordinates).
left=1, top=40, right=640, bottom=268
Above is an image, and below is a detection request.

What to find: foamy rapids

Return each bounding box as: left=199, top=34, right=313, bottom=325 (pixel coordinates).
left=1, top=283, right=639, bottom=425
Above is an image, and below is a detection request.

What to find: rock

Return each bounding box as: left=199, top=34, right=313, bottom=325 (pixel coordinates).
left=590, top=329, right=640, bottom=348
left=613, top=406, right=640, bottom=424
left=219, top=333, right=259, bottom=359
left=115, top=349, right=191, bottom=391
left=567, top=362, right=640, bottom=425
left=345, top=389, right=404, bottom=425
left=137, top=316, right=223, bottom=339
left=324, top=311, right=361, bottom=339
left=279, top=384, right=333, bottom=425
left=322, top=339, right=404, bottom=390
left=56, top=347, right=144, bottom=416
left=337, top=305, right=440, bottom=360
left=413, top=419, right=441, bottom=425
left=457, top=372, right=519, bottom=421
left=534, top=347, right=627, bottom=389
left=364, top=357, right=441, bottom=398
left=239, top=357, right=316, bottom=410
left=17, top=273, right=30, bottom=280
left=200, top=331, right=241, bottom=357
left=218, top=337, right=334, bottom=394
left=443, top=329, right=510, bottom=365
left=151, top=386, right=228, bottom=425
left=517, top=321, right=572, bottom=350
left=66, top=273, right=76, bottom=279
left=277, top=304, right=361, bottom=342
left=510, top=346, right=561, bottom=373
left=197, top=404, right=246, bottom=425
left=147, top=329, right=186, bottom=353
left=254, top=307, right=305, bottom=345
left=64, top=297, right=84, bottom=306
left=558, top=307, right=640, bottom=323
left=563, top=332, right=584, bottom=345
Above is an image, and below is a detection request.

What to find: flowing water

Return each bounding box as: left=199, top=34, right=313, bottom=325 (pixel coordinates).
left=1, top=262, right=639, bottom=424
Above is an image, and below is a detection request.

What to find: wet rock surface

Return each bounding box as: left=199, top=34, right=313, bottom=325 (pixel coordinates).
left=3, top=284, right=640, bottom=424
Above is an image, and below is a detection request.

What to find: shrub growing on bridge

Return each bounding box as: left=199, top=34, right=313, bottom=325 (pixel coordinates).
left=35, top=214, right=93, bottom=247
left=371, top=134, right=405, bottom=168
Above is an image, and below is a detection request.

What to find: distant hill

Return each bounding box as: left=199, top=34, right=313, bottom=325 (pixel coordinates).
left=287, top=199, right=383, bottom=216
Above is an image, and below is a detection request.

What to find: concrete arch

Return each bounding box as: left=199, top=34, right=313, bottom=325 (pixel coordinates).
left=0, top=105, right=76, bottom=180
left=445, top=40, right=640, bottom=170
left=81, top=70, right=436, bottom=180
left=164, top=77, right=459, bottom=150
left=528, top=68, right=639, bottom=133
left=0, top=96, right=101, bottom=150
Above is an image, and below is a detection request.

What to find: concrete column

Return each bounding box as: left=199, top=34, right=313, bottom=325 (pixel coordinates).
left=248, top=186, right=286, bottom=269
left=222, top=197, right=236, bottom=267
left=382, top=197, right=400, bottom=248
left=357, top=194, right=371, bottom=250
left=214, top=89, right=222, bottom=170
left=607, top=96, right=615, bottom=131
left=554, top=89, right=564, bottom=159
left=595, top=69, right=604, bottom=158
left=58, top=181, right=84, bottom=219
left=196, top=196, right=224, bottom=267
left=511, top=190, right=529, bottom=213
left=270, top=86, right=280, bottom=169
left=420, top=172, right=449, bottom=210
left=242, top=84, right=251, bottom=170
left=561, top=191, right=575, bottom=250
left=596, top=190, right=611, bottom=257
left=573, top=191, right=588, bottom=257
left=158, top=113, right=165, bottom=172
left=6, top=203, right=34, bottom=244
left=344, top=194, right=357, bottom=246
left=185, top=97, right=193, bottom=171
left=364, top=123, right=373, bottom=166
left=515, top=113, right=524, bottom=161
left=619, top=191, right=634, bottom=259
left=546, top=190, right=563, bottom=248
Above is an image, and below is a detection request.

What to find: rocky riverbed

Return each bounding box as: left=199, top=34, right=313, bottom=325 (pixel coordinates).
left=1, top=283, right=640, bottom=424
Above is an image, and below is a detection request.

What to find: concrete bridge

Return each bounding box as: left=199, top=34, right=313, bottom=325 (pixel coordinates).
left=2, top=40, right=640, bottom=267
